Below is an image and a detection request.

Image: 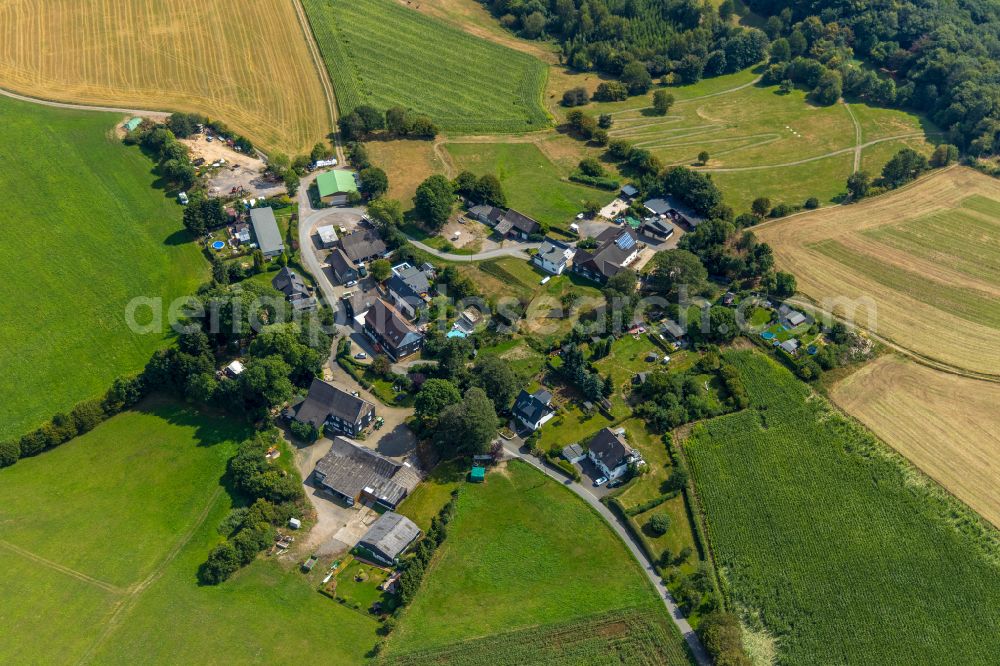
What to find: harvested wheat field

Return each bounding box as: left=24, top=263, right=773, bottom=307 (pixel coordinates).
left=757, top=167, right=1000, bottom=375
left=831, top=355, right=1000, bottom=528
left=0, top=0, right=330, bottom=153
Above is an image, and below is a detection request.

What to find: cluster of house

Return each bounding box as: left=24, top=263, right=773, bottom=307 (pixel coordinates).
left=776, top=303, right=809, bottom=355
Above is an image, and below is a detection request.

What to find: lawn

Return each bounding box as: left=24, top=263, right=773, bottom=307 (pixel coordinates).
left=396, top=460, right=465, bottom=531
left=0, top=397, right=381, bottom=664
left=536, top=399, right=616, bottom=452
left=476, top=338, right=548, bottom=380
left=0, top=0, right=330, bottom=153
left=685, top=351, right=1000, bottom=664
left=445, top=141, right=610, bottom=226
left=385, top=460, right=692, bottom=661
left=0, top=96, right=207, bottom=442
left=301, top=0, right=548, bottom=134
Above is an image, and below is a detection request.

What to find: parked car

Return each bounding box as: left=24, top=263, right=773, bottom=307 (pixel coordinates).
left=345, top=280, right=357, bottom=287
left=594, top=476, right=608, bottom=487
left=354, top=352, right=367, bottom=360
left=607, top=479, right=624, bottom=489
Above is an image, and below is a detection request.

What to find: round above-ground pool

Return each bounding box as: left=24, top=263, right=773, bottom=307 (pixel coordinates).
left=807, top=345, right=818, bottom=355
left=211, top=240, right=226, bottom=250
left=761, top=331, right=775, bottom=340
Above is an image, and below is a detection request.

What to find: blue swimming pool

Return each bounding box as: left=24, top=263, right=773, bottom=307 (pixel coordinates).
left=211, top=240, right=225, bottom=250
left=761, top=331, right=775, bottom=340
left=447, top=329, right=468, bottom=338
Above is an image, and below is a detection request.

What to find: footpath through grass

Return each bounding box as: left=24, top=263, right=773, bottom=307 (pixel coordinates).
left=302, top=0, right=548, bottom=134
left=0, top=96, right=206, bottom=441
left=386, top=460, right=692, bottom=661
left=685, top=351, right=1000, bottom=664
left=0, top=398, right=380, bottom=664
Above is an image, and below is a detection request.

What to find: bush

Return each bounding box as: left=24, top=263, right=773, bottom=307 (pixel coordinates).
left=0, top=440, right=19, bottom=467
left=199, top=541, right=240, bottom=584
left=289, top=419, right=319, bottom=443
left=804, top=197, right=820, bottom=209
left=648, top=513, right=671, bottom=536
left=569, top=172, right=620, bottom=190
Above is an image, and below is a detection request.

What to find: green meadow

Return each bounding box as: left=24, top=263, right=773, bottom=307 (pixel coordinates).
left=0, top=95, right=206, bottom=441
left=0, top=399, right=380, bottom=664
left=302, top=0, right=548, bottom=134
left=386, top=460, right=691, bottom=661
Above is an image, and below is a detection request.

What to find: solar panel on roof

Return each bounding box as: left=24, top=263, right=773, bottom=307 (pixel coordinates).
left=615, top=233, right=636, bottom=250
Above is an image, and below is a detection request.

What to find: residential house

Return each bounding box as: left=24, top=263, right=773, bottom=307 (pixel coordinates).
left=271, top=266, right=317, bottom=312
left=386, top=264, right=432, bottom=319
left=494, top=209, right=540, bottom=240
left=639, top=218, right=674, bottom=241
left=294, top=378, right=375, bottom=437
left=587, top=428, right=638, bottom=481
left=572, top=227, right=640, bottom=284
left=233, top=222, right=251, bottom=245
left=342, top=290, right=375, bottom=322
left=317, top=224, right=339, bottom=249
left=779, top=338, right=800, bottom=355
left=778, top=304, right=807, bottom=327
left=468, top=204, right=504, bottom=226
left=512, top=389, right=554, bottom=431
left=363, top=298, right=424, bottom=360
left=249, top=207, right=284, bottom=258
left=316, top=170, right=359, bottom=205
left=532, top=239, right=575, bottom=275
left=643, top=198, right=672, bottom=217
left=327, top=247, right=359, bottom=285
left=312, top=436, right=420, bottom=509
left=340, top=229, right=388, bottom=264
left=643, top=197, right=704, bottom=229
left=356, top=512, right=421, bottom=566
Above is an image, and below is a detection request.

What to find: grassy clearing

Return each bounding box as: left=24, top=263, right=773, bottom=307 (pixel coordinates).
left=396, top=460, right=465, bottom=531
left=383, top=606, right=693, bottom=665
left=0, top=398, right=380, bottom=664
left=366, top=139, right=445, bottom=205
left=302, top=0, right=548, bottom=134
left=708, top=152, right=854, bottom=211
left=685, top=351, right=1000, bottom=664
left=445, top=141, right=607, bottom=226
left=756, top=166, right=1000, bottom=374
left=385, top=460, right=689, bottom=659
left=0, top=0, right=330, bottom=153
left=831, top=355, right=1000, bottom=528
left=0, top=96, right=206, bottom=441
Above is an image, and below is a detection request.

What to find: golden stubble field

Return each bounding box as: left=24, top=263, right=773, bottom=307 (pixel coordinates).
left=831, top=355, right=1000, bottom=528
left=0, top=0, right=330, bottom=154
left=757, top=167, right=1000, bottom=375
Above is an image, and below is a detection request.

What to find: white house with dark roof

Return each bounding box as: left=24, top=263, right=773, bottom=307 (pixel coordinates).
left=512, top=389, right=554, bottom=431
left=532, top=239, right=575, bottom=275
left=587, top=428, right=638, bottom=480
left=363, top=299, right=424, bottom=360
left=572, top=227, right=640, bottom=284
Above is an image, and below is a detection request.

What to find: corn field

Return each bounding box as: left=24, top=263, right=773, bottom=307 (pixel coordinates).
left=684, top=351, right=1000, bottom=664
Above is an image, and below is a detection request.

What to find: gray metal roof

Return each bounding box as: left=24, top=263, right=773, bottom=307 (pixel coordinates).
left=249, top=207, right=284, bottom=255
left=296, top=379, right=374, bottom=428
left=358, top=511, right=421, bottom=561
left=313, top=437, right=418, bottom=507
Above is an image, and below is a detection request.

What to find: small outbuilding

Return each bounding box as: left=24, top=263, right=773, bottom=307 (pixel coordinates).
left=356, top=511, right=421, bottom=566
left=317, top=224, right=339, bottom=248
left=469, top=466, right=486, bottom=483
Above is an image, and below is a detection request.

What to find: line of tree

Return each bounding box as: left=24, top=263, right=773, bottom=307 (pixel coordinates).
left=339, top=104, right=439, bottom=143
left=846, top=146, right=956, bottom=201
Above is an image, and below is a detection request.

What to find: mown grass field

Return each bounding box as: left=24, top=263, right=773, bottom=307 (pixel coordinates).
left=445, top=141, right=606, bottom=226
left=385, top=461, right=692, bottom=661
left=0, top=0, right=330, bottom=153
left=301, top=0, right=548, bottom=134
left=0, top=399, right=380, bottom=664
left=580, top=68, right=933, bottom=210
left=685, top=351, right=1000, bottom=664
left=831, top=355, right=1000, bottom=528
left=0, top=96, right=206, bottom=441
left=756, top=167, right=1000, bottom=374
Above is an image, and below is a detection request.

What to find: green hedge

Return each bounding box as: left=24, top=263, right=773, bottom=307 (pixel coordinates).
left=569, top=172, right=620, bottom=190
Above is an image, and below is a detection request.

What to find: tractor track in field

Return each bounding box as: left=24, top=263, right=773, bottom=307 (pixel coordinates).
left=74, top=486, right=226, bottom=665
left=291, top=0, right=344, bottom=164
left=0, top=86, right=169, bottom=119
left=0, top=539, right=125, bottom=595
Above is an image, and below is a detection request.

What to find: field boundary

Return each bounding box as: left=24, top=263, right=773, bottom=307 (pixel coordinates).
left=0, top=86, right=169, bottom=120
left=290, top=0, right=343, bottom=163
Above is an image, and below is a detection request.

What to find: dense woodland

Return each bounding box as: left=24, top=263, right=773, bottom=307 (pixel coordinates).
left=487, top=0, right=1000, bottom=154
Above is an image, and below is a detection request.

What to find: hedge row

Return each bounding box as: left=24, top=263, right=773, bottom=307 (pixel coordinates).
left=0, top=374, right=146, bottom=470
left=569, top=172, right=620, bottom=190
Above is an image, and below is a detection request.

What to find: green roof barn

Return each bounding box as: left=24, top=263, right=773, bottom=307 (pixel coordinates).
left=316, top=170, right=359, bottom=203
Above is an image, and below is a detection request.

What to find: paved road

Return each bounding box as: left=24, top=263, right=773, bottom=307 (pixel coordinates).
left=0, top=85, right=170, bottom=119
left=404, top=236, right=540, bottom=262
left=501, top=442, right=712, bottom=666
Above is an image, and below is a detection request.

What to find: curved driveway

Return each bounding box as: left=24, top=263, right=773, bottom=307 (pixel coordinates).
left=502, top=442, right=712, bottom=666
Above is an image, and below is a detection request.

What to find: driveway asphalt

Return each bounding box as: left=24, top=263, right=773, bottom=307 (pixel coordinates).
left=405, top=236, right=541, bottom=262
left=501, top=441, right=712, bottom=666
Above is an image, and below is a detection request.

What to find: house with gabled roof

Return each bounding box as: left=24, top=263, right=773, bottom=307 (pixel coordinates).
left=294, top=378, right=375, bottom=437
left=386, top=264, right=432, bottom=319
left=356, top=512, right=421, bottom=565
left=572, top=227, right=640, bottom=284
left=587, top=428, right=639, bottom=480
left=340, top=229, right=388, bottom=264
left=312, top=437, right=420, bottom=509
left=512, top=388, right=554, bottom=431
left=363, top=298, right=424, bottom=360
left=493, top=209, right=540, bottom=240
left=532, top=239, right=575, bottom=275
